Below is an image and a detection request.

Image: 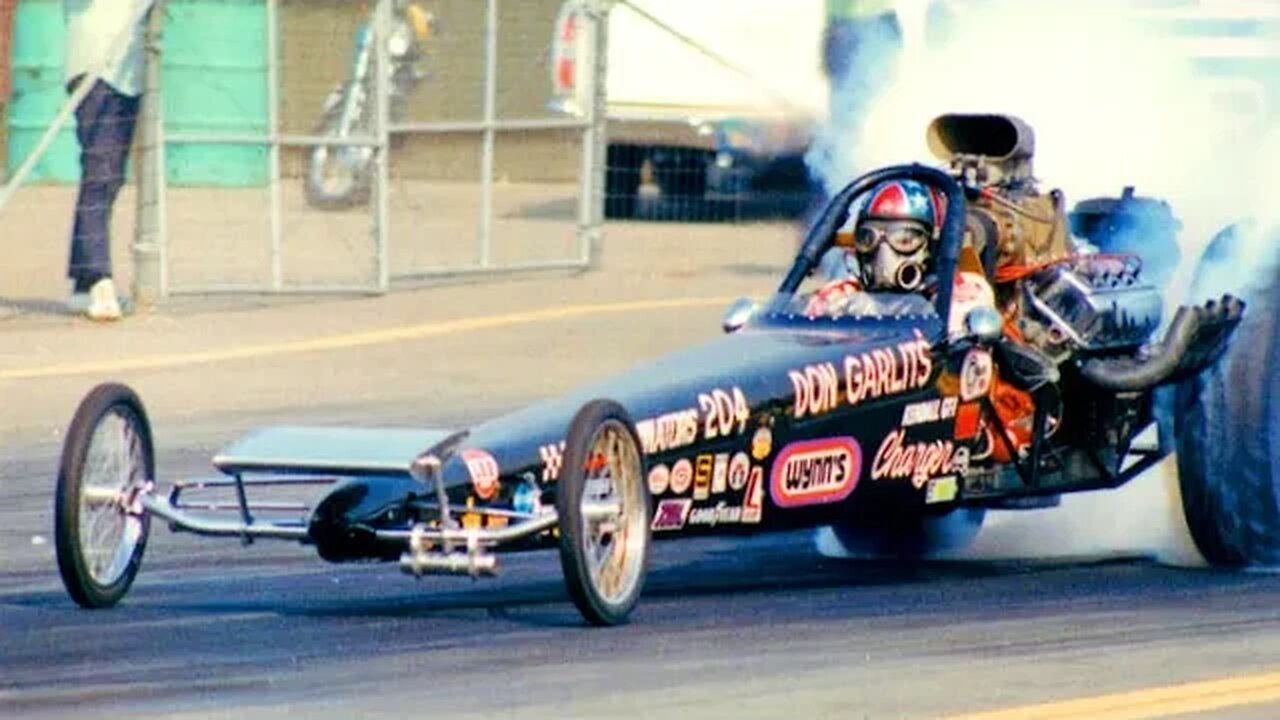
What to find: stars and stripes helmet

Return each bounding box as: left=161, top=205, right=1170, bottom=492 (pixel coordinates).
left=851, top=179, right=945, bottom=292
left=859, top=179, right=945, bottom=231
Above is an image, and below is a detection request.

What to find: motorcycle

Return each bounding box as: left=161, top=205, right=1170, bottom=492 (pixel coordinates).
left=304, top=0, right=434, bottom=210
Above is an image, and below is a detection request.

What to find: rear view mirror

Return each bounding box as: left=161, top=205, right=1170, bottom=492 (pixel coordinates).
left=722, top=298, right=758, bottom=333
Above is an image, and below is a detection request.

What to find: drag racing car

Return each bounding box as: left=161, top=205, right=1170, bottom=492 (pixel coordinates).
left=55, top=114, right=1273, bottom=626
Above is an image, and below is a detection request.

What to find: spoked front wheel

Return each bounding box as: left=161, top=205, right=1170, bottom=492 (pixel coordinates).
left=55, top=383, right=155, bottom=608
left=556, top=399, right=651, bottom=626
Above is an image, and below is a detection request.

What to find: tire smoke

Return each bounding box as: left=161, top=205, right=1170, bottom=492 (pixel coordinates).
left=809, top=0, right=1278, bottom=566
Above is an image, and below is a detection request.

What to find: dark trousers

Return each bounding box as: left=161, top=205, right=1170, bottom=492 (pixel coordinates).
left=69, top=76, right=140, bottom=288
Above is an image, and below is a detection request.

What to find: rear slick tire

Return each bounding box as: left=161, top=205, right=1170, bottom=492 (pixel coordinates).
left=555, top=399, right=650, bottom=626
left=55, top=383, right=155, bottom=608
left=1175, top=223, right=1280, bottom=566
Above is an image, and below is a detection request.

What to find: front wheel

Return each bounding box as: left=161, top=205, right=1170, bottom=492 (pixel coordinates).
left=55, top=383, right=155, bottom=608
left=556, top=399, right=650, bottom=626
left=304, top=98, right=373, bottom=210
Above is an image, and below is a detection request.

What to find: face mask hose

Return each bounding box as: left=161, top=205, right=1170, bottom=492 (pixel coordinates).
left=896, top=261, right=925, bottom=291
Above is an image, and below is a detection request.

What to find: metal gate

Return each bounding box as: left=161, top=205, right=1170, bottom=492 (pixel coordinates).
left=140, top=0, right=609, bottom=297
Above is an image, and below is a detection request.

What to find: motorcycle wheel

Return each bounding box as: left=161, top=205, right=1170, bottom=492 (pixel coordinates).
left=555, top=399, right=651, bottom=626
left=1175, top=222, right=1280, bottom=566
left=304, top=111, right=373, bottom=211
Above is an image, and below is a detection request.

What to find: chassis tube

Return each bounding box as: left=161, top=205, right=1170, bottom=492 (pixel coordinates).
left=140, top=495, right=310, bottom=540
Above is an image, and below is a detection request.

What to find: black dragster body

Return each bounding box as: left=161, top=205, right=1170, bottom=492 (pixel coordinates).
left=53, top=154, right=1254, bottom=626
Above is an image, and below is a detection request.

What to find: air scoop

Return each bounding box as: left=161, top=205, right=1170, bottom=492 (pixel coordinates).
left=926, top=113, right=1036, bottom=184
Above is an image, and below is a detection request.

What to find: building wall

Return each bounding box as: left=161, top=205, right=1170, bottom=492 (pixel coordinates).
left=0, top=0, right=16, bottom=174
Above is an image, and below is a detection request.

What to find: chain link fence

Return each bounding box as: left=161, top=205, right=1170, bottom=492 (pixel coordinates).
left=0, top=0, right=607, bottom=303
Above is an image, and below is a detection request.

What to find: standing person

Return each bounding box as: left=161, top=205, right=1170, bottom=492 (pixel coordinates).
left=63, top=0, right=154, bottom=321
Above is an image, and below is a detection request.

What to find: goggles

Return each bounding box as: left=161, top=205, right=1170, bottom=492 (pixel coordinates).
left=852, top=221, right=930, bottom=255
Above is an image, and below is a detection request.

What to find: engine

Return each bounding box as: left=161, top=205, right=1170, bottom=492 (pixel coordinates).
left=927, top=114, right=1163, bottom=359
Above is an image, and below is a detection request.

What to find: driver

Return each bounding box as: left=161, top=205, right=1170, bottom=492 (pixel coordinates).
left=807, top=178, right=995, bottom=336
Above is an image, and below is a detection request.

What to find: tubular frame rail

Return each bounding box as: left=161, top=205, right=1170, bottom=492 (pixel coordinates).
left=138, top=465, right=559, bottom=577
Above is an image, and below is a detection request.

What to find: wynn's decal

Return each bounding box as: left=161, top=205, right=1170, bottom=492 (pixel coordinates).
left=769, top=437, right=862, bottom=508
left=634, top=408, right=700, bottom=456
left=871, top=429, right=971, bottom=489
left=651, top=498, right=693, bottom=531
left=789, top=330, right=933, bottom=419
left=960, top=349, right=994, bottom=401
left=461, top=449, right=501, bottom=501
left=901, top=397, right=958, bottom=428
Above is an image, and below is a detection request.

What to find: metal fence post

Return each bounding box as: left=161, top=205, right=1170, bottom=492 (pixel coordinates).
left=266, top=0, right=283, bottom=290
left=373, top=0, right=393, bottom=292
left=478, top=0, right=498, bottom=268
left=576, top=0, right=609, bottom=268
left=133, top=0, right=167, bottom=306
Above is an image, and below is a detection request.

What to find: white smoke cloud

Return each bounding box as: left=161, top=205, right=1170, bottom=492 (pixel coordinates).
left=810, top=0, right=1279, bottom=566
left=812, top=0, right=1277, bottom=269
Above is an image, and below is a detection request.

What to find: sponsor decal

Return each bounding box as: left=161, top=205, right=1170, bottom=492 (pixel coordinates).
left=960, top=349, right=994, bottom=401
left=954, top=401, right=982, bottom=440
left=742, top=466, right=764, bottom=523
left=635, top=386, right=750, bottom=456
left=635, top=408, right=700, bottom=455
left=670, top=458, right=694, bottom=495
left=688, top=501, right=743, bottom=527
left=751, top=426, right=773, bottom=460
left=789, top=330, right=933, bottom=419
left=901, top=396, right=959, bottom=428
left=871, top=429, right=972, bottom=489
left=697, top=386, right=751, bottom=440
left=727, top=452, right=750, bottom=491
left=461, top=449, right=501, bottom=500
left=711, top=453, right=730, bottom=494
left=539, top=441, right=565, bottom=482
left=652, top=498, right=692, bottom=531
left=693, top=454, right=714, bottom=500
left=647, top=464, right=671, bottom=496
left=769, top=437, right=862, bottom=508
left=925, top=475, right=959, bottom=504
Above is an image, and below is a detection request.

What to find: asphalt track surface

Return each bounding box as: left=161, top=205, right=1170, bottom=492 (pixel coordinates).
left=5, top=292, right=1280, bottom=719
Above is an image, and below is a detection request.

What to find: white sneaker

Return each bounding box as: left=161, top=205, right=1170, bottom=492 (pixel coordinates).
left=86, top=278, right=123, bottom=321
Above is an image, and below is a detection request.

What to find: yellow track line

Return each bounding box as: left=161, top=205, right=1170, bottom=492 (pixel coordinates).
left=0, top=296, right=736, bottom=382
left=943, top=669, right=1280, bottom=720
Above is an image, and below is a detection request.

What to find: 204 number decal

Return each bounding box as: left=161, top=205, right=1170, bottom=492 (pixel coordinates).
left=697, top=387, right=750, bottom=441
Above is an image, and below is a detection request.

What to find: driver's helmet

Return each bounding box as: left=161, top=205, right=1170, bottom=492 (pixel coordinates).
left=846, top=179, right=943, bottom=292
